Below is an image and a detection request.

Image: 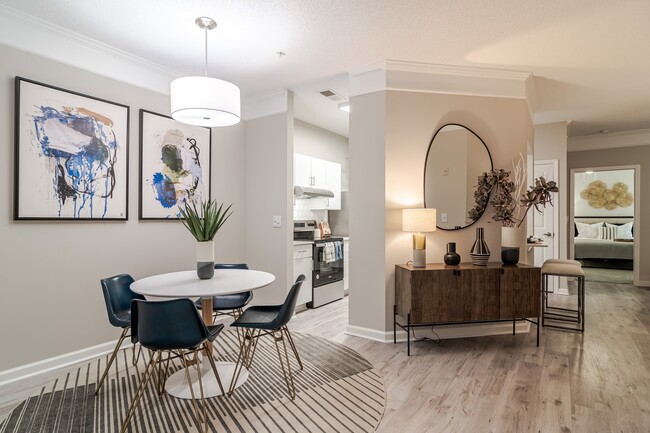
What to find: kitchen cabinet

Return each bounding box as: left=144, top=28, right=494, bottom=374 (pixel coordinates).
left=293, top=244, right=313, bottom=306
left=293, top=153, right=341, bottom=210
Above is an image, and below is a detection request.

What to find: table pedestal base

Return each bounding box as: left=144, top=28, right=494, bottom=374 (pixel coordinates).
left=165, top=361, right=248, bottom=399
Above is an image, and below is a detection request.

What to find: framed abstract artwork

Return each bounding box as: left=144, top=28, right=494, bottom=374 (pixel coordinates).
left=139, top=109, right=212, bottom=219
left=14, top=77, right=129, bottom=220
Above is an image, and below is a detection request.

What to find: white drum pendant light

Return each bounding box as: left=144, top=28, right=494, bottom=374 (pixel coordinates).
left=170, top=17, right=241, bottom=127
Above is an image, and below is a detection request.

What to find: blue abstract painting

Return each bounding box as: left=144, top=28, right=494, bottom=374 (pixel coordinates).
left=15, top=78, right=129, bottom=220
left=139, top=110, right=211, bottom=219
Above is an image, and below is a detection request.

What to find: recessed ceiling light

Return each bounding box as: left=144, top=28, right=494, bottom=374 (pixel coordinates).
left=338, top=102, right=350, bottom=113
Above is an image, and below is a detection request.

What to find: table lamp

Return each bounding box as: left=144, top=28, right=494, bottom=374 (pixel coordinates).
left=402, top=208, right=437, bottom=268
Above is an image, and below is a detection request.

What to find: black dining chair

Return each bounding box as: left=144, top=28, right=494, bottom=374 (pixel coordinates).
left=228, top=274, right=305, bottom=399
left=96, top=274, right=145, bottom=394
left=120, top=298, right=225, bottom=433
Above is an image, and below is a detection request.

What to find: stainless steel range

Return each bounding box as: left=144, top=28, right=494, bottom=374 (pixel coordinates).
left=308, top=237, right=344, bottom=308
left=293, top=220, right=344, bottom=308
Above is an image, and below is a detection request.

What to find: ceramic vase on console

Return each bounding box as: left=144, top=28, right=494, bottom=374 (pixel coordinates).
left=444, top=242, right=461, bottom=265
left=196, top=240, right=215, bottom=279
left=501, top=226, right=520, bottom=265
left=470, top=227, right=490, bottom=266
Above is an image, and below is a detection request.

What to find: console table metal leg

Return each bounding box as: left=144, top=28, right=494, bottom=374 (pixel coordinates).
left=407, top=313, right=411, bottom=356
left=536, top=316, right=540, bottom=346
left=513, top=319, right=516, bottom=335
left=393, top=305, right=397, bottom=344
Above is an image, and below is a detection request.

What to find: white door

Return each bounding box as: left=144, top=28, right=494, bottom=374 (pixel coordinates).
left=534, top=160, right=560, bottom=290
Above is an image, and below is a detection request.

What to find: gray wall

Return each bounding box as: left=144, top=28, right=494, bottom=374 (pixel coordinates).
left=348, top=89, right=533, bottom=334
left=0, top=44, right=247, bottom=371
left=568, top=145, right=650, bottom=284
left=245, top=103, right=294, bottom=306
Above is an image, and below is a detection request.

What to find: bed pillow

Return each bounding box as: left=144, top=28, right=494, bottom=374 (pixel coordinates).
left=599, top=226, right=617, bottom=240
left=576, top=222, right=601, bottom=239
left=606, top=222, right=633, bottom=240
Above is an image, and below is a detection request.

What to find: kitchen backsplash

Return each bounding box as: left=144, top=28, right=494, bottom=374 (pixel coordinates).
left=293, top=198, right=328, bottom=224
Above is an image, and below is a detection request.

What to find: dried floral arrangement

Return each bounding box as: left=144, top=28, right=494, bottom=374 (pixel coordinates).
left=468, top=155, right=558, bottom=228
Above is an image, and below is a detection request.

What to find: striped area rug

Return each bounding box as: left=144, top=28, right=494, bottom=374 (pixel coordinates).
left=0, top=331, right=385, bottom=433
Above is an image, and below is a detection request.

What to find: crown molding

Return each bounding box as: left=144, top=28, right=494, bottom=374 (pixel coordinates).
left=243, top=88, right=289, bottom=120
left=0, top=4, right=180, bottom=95
left=568, top=129, right=650, bottom=152
left=349, top=59, right=536, bottom=116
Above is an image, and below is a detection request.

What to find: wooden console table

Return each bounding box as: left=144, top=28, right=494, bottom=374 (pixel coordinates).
left=394, top=262, right=541, bottom=355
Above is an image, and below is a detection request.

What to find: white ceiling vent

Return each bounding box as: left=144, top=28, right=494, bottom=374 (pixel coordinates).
left=319, top=89, right=344, bottom=102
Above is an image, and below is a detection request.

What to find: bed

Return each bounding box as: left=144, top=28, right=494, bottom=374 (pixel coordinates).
left=574, top=217, right=634, bottom=269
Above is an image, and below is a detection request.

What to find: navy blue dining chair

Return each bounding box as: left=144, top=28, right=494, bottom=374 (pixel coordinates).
left=120, top=298, right=225, bottom=433
left=195, top=263, right=253, bottom=323
left=228, top=274, right=305, bottom=400
left=96, top=274, right=145, bottom=394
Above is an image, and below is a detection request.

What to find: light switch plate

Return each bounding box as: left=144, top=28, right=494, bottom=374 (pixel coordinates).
left=441, top=213, right=448, bottom=222
left=272, top=215, right=282, bottom=228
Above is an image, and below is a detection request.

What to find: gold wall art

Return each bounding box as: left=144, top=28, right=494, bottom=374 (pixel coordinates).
left=580, top=180, right=634, bottom=210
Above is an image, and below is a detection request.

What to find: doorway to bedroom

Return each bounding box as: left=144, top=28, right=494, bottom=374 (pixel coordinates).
left=570, top=166, right=640, bottom=286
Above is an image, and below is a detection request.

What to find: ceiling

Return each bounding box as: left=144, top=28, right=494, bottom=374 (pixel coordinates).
left=2, top=0, right=649, bottom=138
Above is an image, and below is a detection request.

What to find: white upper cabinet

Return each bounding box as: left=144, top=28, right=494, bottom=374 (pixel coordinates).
left=294, top=153, right=312, bottom=188
left=293, top=153, right=341, bottom=210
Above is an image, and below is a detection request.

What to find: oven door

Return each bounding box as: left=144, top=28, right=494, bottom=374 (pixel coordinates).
left=313, top=242, right=344, bottom=288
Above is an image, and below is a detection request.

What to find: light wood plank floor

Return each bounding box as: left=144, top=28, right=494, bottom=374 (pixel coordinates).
left=2, top=278, right=649, bottom=432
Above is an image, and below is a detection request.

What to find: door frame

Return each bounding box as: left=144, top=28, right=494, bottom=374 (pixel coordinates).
left=569, top=165, right=641, bottom=286
left=533, top=159, right=560, bottom=261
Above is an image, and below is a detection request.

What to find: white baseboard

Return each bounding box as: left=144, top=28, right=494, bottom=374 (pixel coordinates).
left=346, top=321, right=532, bottom=344
left=636, top=280, right=650, bottom=287
left=0, top=338, right=130, bottom=387
left=345, top=325, right=395, bottom=343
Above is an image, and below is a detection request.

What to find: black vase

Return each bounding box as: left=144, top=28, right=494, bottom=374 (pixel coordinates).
left=444, top=242, right=461, bottom=265
left=470, top=227, right=490, bottom=266
left=501, top=247, right=520, bottom=265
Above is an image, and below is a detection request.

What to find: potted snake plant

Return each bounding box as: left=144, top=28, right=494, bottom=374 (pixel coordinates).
left=178, top=199, right=233, bottom=279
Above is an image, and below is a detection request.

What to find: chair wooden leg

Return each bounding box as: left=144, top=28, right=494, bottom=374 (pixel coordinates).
left=283, top=326, right=303, bottom=370
left=96, top=327, right=129, bottom=394
left=120, top=351, right=160, bottom=433
left=272, top=330, right=296, bottom=400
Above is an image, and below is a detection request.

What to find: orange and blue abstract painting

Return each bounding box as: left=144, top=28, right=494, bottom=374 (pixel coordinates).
left=15, top=78, right=129, bottom=220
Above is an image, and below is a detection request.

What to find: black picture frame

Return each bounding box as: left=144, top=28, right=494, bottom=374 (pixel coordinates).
left=138, top=109, right=212, bottom=220
left=14, top=77, right=130, bottom=220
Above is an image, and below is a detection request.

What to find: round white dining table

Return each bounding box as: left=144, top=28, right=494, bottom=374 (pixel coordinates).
left=130, top=268, right=275, bottom=399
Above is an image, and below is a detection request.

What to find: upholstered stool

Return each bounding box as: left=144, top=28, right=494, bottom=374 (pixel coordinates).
left=541, top=260, right=586, bottom=332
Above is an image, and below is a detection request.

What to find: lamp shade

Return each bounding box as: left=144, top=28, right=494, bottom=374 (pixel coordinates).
left=170, top=76, right=241, bottom=127
left=403, top=208, right=437, bottom=232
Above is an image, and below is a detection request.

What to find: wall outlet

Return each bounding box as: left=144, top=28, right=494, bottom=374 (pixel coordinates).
left=441, top=213, right=448, bottom=222
left=272, top=215, right=282, bottom=228
left=443, top=167, right=449, bottom=176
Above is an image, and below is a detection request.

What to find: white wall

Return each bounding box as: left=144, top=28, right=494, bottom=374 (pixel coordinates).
left=0, top=44, right=247, bottom=371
